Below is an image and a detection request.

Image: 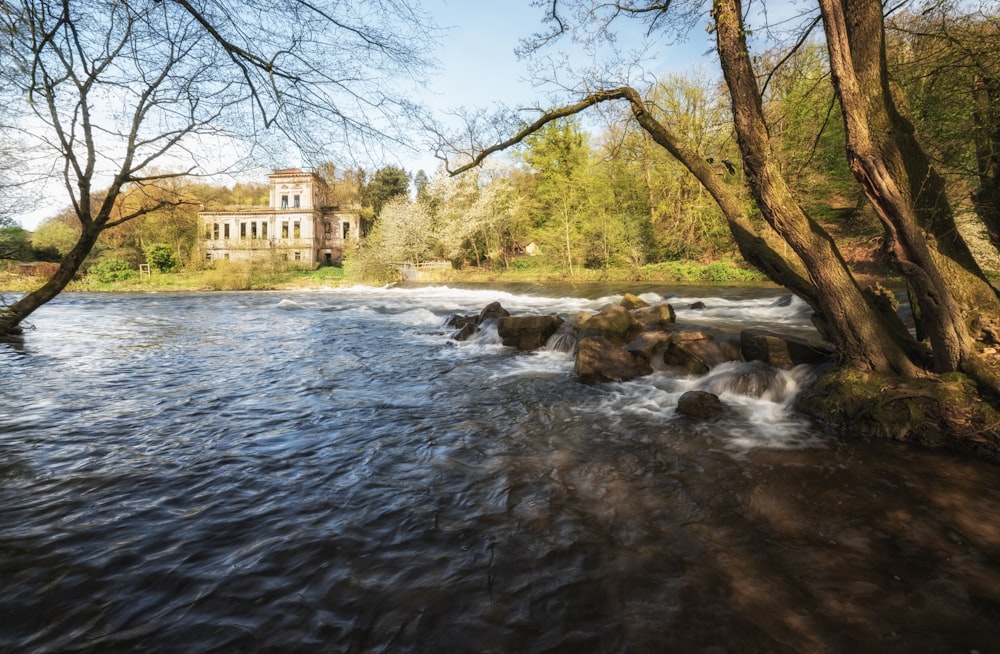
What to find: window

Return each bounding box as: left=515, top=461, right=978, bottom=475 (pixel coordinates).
left=251, top=222, right=258, bottom=238
left=342, top=222, right=350, bottom=239
left=293, top=194, right=300, bottom=208
left=240, top=222, right=247, bottom=238
left=261, top=222, right=268, bottom=238
left=294, top=251, right=301, bottom=261
left=281, top=194, right=289, bottom=209
left=205, top=225, right=212, bottom=239
left=212, top=223, right=220, bottom=239
left=293, top=221, right=301, bottom=238
left=282, top=253, right=289, bottom=261
left=324, top=221, right=332, bottom=237
left=281, top=222, right=289, bottom=238
left=206, top=252, right=212, bottom=261
left=223, top=223, right=230, bottom=239
left=224, top=253, right=230, bottom=260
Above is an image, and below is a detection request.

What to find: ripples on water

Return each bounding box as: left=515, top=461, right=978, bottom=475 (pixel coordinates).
left=2, top=285, right=1000, bottom=653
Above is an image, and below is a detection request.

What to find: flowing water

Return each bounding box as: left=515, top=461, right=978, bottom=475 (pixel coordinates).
left=1, top=284, right=999, bottom=653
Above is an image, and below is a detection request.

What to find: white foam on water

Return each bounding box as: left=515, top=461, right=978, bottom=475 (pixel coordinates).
left=394, top=308, right=443, bottom=327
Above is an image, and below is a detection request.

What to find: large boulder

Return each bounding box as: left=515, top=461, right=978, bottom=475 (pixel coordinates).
left=620, top=293, right=650, bottom=310
left=625, top=331, right=673, bottom=364
left=630, top=303, right=676, bottom=332
left=740, top=328, right=833, bottom=369
left=452, top=322, right=478, bottom=342
left=448, top=302, right=511, bottom=342
left=478, top=301, right=511, bottom=323
left=497, top=315, right=565, bottom=351
left=575, top=336, right=654, bottom=383
left=676, top=391, right=726, bottom=419
left=579, top=304, right=642, bottom=345
left=446, top=313, right=478, bottom=329
left=662, top=331, right=741, bottom=374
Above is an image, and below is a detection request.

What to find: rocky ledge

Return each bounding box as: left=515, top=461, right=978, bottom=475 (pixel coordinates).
left=447, top=293, right=1000, bottom=461
left=448, top=293, right=832, bottom=385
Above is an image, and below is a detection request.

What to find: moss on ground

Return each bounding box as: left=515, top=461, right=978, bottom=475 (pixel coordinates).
left=798, top=367, right=1000, bottom=460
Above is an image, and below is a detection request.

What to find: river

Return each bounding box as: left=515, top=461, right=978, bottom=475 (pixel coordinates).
left=1, top=284, right=999, bottom=653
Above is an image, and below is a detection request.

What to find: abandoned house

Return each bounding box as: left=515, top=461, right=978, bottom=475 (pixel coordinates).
left=199, top=168, right=362, bottom=266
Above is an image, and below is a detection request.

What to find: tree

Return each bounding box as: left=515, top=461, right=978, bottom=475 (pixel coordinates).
left=518, top=118, right=590, bottom=275
left=30, top=218, right=81, bottom=260
left=363, top=166, right=412, bottom=218
left=315, top=163, right=365, bottom=208
left=440, top=1, right=1000, bottom=395
left=0, top=218, right=31, bottom=261
left=635, top=73, right=738, bottom=261
left=0, top=0, right=434, bottom=336
left=347, top=195, right=433, bottom=280
left=413, top=169, right=431, bottom=202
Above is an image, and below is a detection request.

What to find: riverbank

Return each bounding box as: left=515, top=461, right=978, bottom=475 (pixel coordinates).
left=0, top=258, right=771, bottom=293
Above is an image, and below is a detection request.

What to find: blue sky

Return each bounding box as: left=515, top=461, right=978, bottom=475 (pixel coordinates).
left=410, top=0, right=717, bottom=174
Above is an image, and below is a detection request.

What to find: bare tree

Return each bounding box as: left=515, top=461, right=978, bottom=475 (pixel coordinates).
left=0, top=0, right=434, bottom=335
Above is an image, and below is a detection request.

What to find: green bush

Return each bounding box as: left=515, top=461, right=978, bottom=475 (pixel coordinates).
left=88, top=257, right=137, bottom=283
left=144, top=243, right=179, bottom=273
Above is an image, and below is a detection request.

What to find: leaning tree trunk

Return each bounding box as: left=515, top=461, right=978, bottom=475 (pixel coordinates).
left=818, top=0, right=1000, bottom=393
left=712, top=0, right=921, bottom=375
left=0, top=225, right=103, bottom=335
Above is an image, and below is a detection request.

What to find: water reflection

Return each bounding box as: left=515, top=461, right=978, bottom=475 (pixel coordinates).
left=0, top=286, right=998, bottom=652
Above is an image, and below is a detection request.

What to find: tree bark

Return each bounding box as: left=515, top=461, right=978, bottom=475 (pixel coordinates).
left=712, top=0, right=921, bottom=375
left=818, top=0, right=1000, bottom=391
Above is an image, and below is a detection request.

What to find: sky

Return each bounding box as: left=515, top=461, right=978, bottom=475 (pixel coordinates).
left=14, top=0, right=719, bottom=230
left=411, top=0, right=715, bottom=173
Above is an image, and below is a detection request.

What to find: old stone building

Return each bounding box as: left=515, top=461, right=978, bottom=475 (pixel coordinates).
left=199, top=168, right=362, bottom=266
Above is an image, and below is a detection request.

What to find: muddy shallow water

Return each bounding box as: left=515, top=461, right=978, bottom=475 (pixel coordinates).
left=1, top=285, right=998, bottom=653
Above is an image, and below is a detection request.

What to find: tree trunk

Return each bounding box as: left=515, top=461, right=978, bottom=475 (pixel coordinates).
left=712, top=0, right=920, bottom=375
left=0, top=226, right=102, bottom=335
left=562, top=202, right=575, bottom=277
left=972, top=75, right=1000, bottom=251
left=818, top=0, right=1000, bottom=391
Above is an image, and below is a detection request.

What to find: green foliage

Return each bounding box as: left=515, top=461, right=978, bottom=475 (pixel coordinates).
left=638, top=260, right=766, bottom=283
left=0, top=224, right=32, bottom=261
left=760, top=42, right=857, bottom=203
left=638, top=73, right=739, bottom=260
left=144, top=243, right=179, bottom=272
left=32, top=219, right=80, bottom=258
left=88, top=257, right=137, bottom=283
left=363, top=166, right=411, bottom=218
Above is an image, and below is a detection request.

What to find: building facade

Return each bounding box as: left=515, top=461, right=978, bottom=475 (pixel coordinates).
left=199, top=168, right=362, bottom=266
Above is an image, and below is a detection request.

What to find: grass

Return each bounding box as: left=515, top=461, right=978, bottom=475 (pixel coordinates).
left=416, top=258, right=769, bottom=284
left=0, top=264, right=351, bottom=294
left=0, top=257, right=772, bottom=294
